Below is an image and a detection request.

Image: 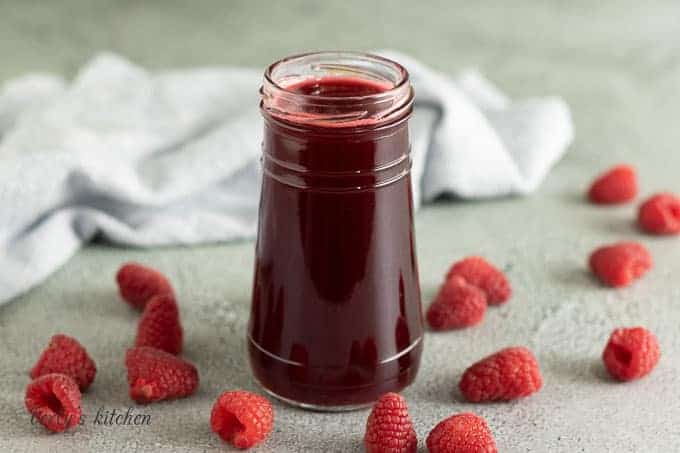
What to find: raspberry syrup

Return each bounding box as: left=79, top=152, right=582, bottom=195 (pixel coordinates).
left=248, top=52, right=423, bottom=409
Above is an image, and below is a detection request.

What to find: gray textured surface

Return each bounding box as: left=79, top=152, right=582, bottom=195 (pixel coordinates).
left=2, top=1, right=680, bottom=451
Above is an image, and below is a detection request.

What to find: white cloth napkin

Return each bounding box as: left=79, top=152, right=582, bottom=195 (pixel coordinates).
left=0, top=51, right=573, bottom=304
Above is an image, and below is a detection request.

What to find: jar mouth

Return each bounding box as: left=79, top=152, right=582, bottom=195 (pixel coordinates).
left=261, top=51, right=413, bottom=128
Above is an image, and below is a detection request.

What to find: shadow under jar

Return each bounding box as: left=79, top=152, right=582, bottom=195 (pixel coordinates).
left=248, top=51, right=423, bottom=410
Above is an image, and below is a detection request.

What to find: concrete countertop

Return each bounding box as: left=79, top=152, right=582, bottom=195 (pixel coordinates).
left=1, top=1, right=680, bottom=451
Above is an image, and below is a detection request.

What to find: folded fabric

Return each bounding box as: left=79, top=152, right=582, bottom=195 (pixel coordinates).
left=0, top=51, right=573, bottom=305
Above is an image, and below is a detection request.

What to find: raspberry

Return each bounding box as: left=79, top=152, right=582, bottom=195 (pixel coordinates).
left=589, top=242, right=652, bottom=288
left=210, top=390, right=274, bottom=449
left=426, top=413, right=497, bottom=453
left=364, top=392, right=417, bottom=453
left=125, top=346, right=199, bottom=404
left=587, top=164, right=637, bottom=204
left=638, top=193, right=680, bottom=235
left=446, top=257, right=511, bottom=305
left=25, top=373, right=82, bottom=433
left=30, top=334, right=97, bottom=391
left=427, top=276, right=487, bottom=330
left=602, top=327, right=660, bottom=381
left=136, top=294, right=183, bottom=355
left=459, top=346, right=542, bottom=402
left=116, top=262, right=174, bottom=310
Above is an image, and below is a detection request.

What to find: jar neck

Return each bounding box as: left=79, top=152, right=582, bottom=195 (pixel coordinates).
left=261, top=120, right=412, bottom=191
left=260, top=51, right=414, bottom=130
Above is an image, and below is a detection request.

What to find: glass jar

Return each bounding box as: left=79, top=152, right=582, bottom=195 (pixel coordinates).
left=248, top=51, right=423, bottom=410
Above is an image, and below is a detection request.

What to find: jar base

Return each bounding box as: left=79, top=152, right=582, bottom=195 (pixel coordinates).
left=248, top=335, right=422, bottom=412
left=255, top=379, right=374, bottom=412
left=248, top=336, right=422, bottom=411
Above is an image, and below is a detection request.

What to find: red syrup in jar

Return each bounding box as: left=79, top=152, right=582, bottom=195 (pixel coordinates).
left=248, top=52, right=423, bottom=409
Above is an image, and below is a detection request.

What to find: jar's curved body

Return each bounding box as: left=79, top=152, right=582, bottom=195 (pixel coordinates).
left=248, top=52, right=423, bottom=410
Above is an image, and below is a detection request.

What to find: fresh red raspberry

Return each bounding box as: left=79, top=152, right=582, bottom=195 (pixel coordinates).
left=25, top=373, right=82, bottom=433
left=446, top=257, right=511, bottom=305
left=638, top=193, right=680, bottom=235
left=30, top=334, right=97, bottom=391
left=116, top=262, right=174, bottom=310
left=136, top=294, right=183, bottom=355
left=587, top=164, right=638, bottom=204
left=210, top=390, right=274, bottom=449
left=459, top=346, right=542, bottom=402
left=589, top=242, right=652, bottom=288
left=426, top=412, right=497, bottom=453
left=125, top=346, right=199, bottom=404
left=602, top=327, right=660, bottom=381
left=364, top=392, right=417, bottom=453
left=427, top=276, right=487, bottom=330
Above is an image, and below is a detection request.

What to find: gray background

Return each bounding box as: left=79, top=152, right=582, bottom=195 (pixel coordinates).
left=1, top=1, right=680, bottom=451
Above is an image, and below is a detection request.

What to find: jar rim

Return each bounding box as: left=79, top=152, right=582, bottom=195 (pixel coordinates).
left=261, top=51, right=413, bottom=128
left=264, top=51, right=410, bottom=100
